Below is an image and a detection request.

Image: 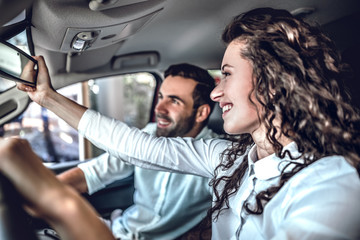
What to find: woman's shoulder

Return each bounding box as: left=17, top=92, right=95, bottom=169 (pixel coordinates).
left=287, top=155, right=360, bottom=192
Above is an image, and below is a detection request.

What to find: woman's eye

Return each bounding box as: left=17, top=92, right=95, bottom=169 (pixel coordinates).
left=221, top=71, right=230, bottom=79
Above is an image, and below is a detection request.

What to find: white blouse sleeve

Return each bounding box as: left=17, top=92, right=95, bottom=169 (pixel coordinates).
left=78, top=109, right=229, bottom=178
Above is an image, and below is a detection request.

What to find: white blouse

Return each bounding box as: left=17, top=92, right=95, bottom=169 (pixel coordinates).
left=78, top=109, right=360, bottom=240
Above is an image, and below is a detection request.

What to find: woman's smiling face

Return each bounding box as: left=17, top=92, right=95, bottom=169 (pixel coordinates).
left=210, top=41, right=261, bottom=135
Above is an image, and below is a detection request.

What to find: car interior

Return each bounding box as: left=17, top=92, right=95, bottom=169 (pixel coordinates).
left=0, top=0, right=359, bottom=237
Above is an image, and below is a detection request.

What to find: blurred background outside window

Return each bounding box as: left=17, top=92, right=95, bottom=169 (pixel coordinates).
left=0, top=73, right=157, bottom=162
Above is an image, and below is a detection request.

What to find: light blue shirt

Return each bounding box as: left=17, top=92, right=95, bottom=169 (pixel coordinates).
left=78, top=122, right=219, bottom=239
left=79, top=109, right=360, bottom=240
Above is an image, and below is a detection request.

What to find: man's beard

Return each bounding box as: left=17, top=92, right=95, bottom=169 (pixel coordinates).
left=155, top=111, right=197, bottom=137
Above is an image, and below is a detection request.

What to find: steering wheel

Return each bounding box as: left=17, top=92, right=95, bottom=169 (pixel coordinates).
left=0, top=173, right=38, bottom=240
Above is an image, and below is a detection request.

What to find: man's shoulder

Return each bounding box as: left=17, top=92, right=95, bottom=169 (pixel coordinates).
left=142, top=122, right=157, bottom=134
left=196, top=126, right=221, bottom=140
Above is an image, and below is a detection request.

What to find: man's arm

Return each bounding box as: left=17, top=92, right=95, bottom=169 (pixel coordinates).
left=57, top=167, right=88, bottom=193
left=59, top=153, right=135, bottom=195
left=0, top=137, right=115, bottom=240
left=17, top=56, right=86, bottom=130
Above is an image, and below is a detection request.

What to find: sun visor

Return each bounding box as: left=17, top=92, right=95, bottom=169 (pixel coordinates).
left=89, top=0, right=149, bottom=12
left=112, top=51, right=159, bottom=70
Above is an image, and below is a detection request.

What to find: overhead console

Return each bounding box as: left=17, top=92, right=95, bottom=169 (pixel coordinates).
left=31, top=0, right=167, bottom=53
left=60, top=9, right=162, bottom=52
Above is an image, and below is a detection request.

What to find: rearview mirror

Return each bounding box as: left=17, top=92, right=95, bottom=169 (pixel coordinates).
left=0, top=41, right=38, bottom=87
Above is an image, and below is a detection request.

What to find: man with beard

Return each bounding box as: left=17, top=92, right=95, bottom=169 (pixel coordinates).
left=57, top=63, right=218, bottom=240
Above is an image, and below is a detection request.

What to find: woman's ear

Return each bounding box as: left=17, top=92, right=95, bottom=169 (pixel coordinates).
left=195, top=104, right=211, bottom=123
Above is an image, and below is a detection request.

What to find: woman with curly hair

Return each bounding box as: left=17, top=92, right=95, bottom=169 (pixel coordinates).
left=206, top=7, right=360, bottom=239
left=5, top=7, right=360, bottom=240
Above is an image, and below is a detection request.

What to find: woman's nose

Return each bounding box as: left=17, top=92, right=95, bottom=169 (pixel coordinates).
left=210, top=84, right=223, bottom=102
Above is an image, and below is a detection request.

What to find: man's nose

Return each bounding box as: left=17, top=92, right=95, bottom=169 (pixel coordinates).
left=155, top=99, right=168, bottom=114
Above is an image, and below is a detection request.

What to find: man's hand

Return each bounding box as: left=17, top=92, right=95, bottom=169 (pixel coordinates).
left=58, top=167, right=89, bottom=193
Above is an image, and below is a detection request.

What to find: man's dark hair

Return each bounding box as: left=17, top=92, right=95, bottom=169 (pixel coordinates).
left=164, top=63, right=216, bottom=122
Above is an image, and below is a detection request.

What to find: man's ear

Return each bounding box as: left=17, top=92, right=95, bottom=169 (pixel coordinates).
left=195, top=104, right=211, bottom=123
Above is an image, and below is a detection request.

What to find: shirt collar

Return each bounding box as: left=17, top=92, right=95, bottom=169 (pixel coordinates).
left=248, top=142, right=301, bottom=180
left=195, top=126, right=217, bottom=140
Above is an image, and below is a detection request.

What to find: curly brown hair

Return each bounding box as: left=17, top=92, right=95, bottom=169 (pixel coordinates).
left=207, top=7, right=360, bottom=222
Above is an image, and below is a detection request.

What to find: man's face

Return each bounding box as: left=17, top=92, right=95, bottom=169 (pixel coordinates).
left=155, top=75, right=198, bottom=137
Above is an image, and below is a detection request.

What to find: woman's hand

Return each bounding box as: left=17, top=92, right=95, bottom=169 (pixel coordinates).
left=16, top=55, right=87, bottom=130
left=0, top=137, right=61, bottom=218
left=0, top=137, right=116, bottom=240
left=17, top=56, right=56, bottom=108
left=19, top=58, right=38, bottom=86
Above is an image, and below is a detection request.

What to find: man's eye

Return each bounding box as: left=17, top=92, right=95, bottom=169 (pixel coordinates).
left=171, top=99, right=179, bottom=104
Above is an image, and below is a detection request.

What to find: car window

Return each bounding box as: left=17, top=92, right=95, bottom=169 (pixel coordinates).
left=208, top=70, right=222, bottom=84
left=87, top=73, right=157, bottom=157
left=0, top=72, right=157, bottom=162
